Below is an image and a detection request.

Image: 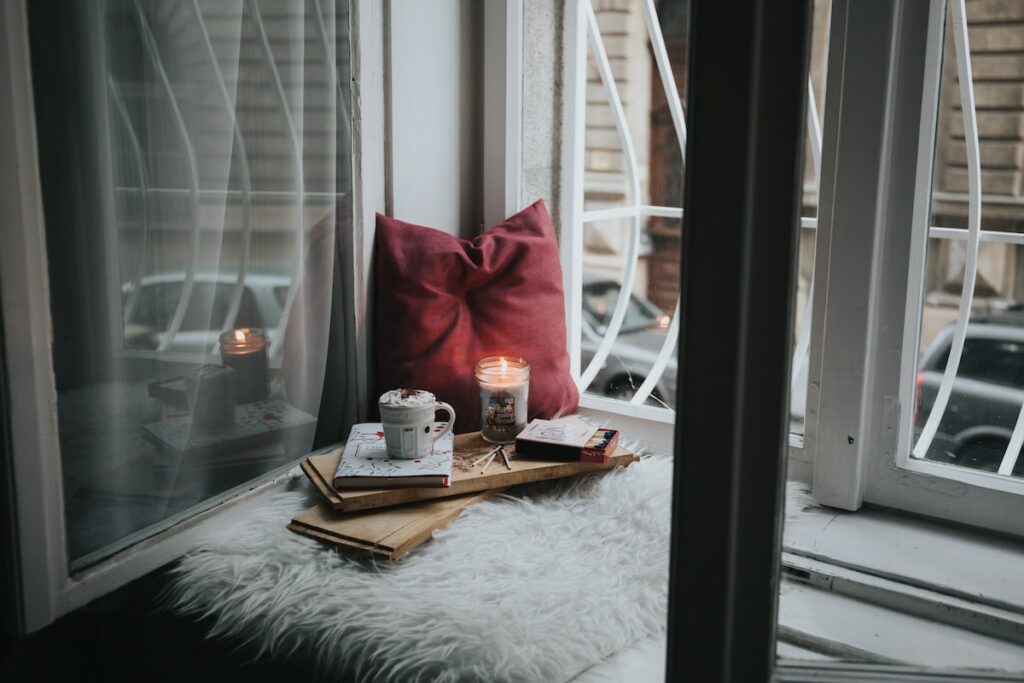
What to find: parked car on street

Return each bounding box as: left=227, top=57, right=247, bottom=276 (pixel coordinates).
left=580, top=271, right=676, bottom=407
left=122, top=272, right=290, bottom=353
left=916, top=311, right=1024, bottom=475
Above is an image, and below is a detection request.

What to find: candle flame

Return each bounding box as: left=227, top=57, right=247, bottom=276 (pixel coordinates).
left=500, top=358, right=508, bottom=375
left=234, top=329, right=246, bottom=342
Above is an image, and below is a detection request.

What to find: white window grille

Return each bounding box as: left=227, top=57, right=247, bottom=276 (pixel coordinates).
left=567, top=0, right=823, bottom=422
left=907, top=0, right=1024, bottom=482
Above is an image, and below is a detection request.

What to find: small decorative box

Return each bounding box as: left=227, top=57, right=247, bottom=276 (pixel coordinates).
left=581, top=428, right=621, bottom=464
left=516, top=419, right=619, bottom=462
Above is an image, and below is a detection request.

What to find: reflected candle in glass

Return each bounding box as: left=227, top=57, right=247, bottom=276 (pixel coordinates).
left=219, top=328, right=269, bottom=404
left=475, top=356, right=530, bottom=443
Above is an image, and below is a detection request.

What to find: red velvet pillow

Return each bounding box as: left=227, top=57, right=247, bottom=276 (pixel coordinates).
left=375, top=200, right=579, bottom=433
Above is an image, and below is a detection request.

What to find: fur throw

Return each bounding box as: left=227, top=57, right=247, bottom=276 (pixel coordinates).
left=165, top=449, right=814, bottom=682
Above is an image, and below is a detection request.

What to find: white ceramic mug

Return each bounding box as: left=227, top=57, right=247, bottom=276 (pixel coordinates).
left=378, top=389, right=456, bottom=459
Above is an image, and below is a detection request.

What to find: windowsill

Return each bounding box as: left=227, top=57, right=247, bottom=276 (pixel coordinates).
left=784, top=502, right=1024, bottom=611
left=577, top=496, right=1024, bottom=680
left=780, top=499, right=1024, bottom=670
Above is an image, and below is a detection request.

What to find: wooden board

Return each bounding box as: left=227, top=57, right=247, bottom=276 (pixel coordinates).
left=287, top=489, right=500, bottom=560
left=300, top=421, right=639, bottom=512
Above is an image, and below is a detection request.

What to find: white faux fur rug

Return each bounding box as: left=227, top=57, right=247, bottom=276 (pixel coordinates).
left=166, top=449, right=814, bottom=682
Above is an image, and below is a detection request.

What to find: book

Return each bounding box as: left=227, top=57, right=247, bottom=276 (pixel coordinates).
left=288, top=489, right=500, bottom=560
left=301, top=419, right=640, bottom=512
left=142, top=399, right=317, bottom=458
left=333, top=422, right=454, bottom=489
left=514, top=419, right=600, bottom=461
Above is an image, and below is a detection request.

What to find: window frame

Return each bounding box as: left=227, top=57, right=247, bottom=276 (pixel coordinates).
left=805, top=0, right=1024, bottom=538
left=0, top=0, right=386, bottom=632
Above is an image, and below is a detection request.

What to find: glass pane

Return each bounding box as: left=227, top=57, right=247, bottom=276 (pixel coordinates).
left=911, top=0, right=1024, bottom=481
left=577, top=0, right=825, bottom=425
left=579, top=0, right=687, bottom=409
left=28, top=0, right=353, bottom=569
left=580, top=218, right=677, bottom=408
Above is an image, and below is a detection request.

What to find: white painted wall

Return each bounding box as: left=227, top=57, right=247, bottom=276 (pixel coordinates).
left=388, top=0, right=483, bottom=237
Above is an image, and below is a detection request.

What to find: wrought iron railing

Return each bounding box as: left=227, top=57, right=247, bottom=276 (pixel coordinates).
left=579, top=0, right=1024, bottom=483
left=576, top=0, right=821, bottom=412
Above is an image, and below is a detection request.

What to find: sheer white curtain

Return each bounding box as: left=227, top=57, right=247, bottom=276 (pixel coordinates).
left=38, top=0, right=352, bottom=567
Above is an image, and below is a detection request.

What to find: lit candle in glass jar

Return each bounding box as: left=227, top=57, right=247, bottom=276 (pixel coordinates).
left=219, top=327, right=269, bottom=404
left=475, top=356, right=530, bottom=443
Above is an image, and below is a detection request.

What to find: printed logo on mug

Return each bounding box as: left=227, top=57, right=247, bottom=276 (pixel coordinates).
left=378, top=389, right=456, bottom=459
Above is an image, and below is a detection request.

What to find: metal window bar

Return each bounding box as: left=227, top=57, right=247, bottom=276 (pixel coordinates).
left=912, top=0, right=986, bottom=465
left=577, top=0, right=644, bottom=393
left=576, top=0, right=825, bottom=412
left=109, top=77, right=151, bottom=327
left=246, top=0, right=306, bottom=360
left=313, top=0, right=352, bottom=163
left=134, top=2, right=202, bottom=353
left=789, top=79, right=824, bottom=409
left=187, top=0, right=255, bottom=348
left=628, top=0, right=686, bottom=406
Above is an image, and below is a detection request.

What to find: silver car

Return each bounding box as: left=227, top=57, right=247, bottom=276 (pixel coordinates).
left=121, top=272, right=290, bottom=352
left=916, top=313, right=1024, bottom=475
left=580, top=272, right=677, bottom=407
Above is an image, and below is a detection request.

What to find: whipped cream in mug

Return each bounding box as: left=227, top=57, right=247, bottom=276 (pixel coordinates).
left=379, top=388, right=436, bottom=407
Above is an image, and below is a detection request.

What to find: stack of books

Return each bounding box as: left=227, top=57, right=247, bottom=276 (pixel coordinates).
left=288, top=416, right=638, bottom=560
left=332, top=423, right=454, bottom=489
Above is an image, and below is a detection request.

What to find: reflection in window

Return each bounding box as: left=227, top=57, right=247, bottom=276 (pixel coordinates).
left=30, top=0, right=353, bottom=568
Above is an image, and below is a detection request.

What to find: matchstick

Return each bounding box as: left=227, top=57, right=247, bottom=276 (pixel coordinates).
left=479, top=449, right=499, bottom=474
left=472, top=445, right=502, bottom=468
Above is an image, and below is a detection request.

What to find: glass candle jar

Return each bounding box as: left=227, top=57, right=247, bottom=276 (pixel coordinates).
left=219, top=327, right=269, bottom=403
left=475, top=356, right=530, bottom=443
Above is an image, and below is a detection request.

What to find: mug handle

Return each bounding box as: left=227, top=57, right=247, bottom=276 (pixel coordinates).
left=432, top=401, right=456, bottom=443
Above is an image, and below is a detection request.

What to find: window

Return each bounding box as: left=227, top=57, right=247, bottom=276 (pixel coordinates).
left=563, top=0, right=829, bottom=426
left=0, top=0, right=388, bottom=631
left=807, top=0, right=1024, bottom=537
left=27, top=0, right=355, bottom=571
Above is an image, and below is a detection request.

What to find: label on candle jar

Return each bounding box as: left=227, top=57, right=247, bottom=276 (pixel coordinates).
left=485, top=391, right=518, bottom=428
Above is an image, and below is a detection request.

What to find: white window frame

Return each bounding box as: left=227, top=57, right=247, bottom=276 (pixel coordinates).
left=806, top=0, right=1024, bottom=538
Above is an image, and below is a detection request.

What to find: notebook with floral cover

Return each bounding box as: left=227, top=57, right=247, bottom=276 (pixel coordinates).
left=333, top=422, right=454, bottom=489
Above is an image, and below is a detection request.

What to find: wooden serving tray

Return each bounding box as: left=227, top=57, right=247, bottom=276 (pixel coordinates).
left=300, top=418, right=638, bottom=512
left=288, top=489, right=501, bottom=560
